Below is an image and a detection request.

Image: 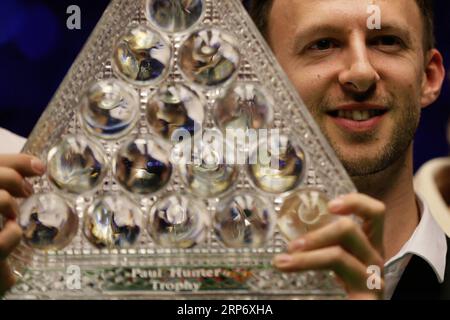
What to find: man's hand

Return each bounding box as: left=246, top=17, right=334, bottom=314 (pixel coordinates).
left=273, top=193, right=385, bottom=299
left=0, top=154, right=46, bottom=296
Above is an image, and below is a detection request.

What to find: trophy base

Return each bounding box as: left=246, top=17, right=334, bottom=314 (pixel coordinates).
left=6, top=252, right=345, bottom=300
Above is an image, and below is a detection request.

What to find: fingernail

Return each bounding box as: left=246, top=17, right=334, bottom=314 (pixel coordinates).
left=328, top=198, right=345, bottom=212
left=290, top=238, right=306, bottom=251
left=31, top=158, right=46, bottom=175
left=273, top=254, right=293, bottom=266
left=22, top=180, right=34, bottom=197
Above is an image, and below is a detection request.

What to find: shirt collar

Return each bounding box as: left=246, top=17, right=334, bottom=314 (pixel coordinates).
left=385, top=196, right=447, bottom=283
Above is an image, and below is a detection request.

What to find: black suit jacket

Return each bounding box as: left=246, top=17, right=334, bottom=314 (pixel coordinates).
left=391, top=236, right=450, bottom=299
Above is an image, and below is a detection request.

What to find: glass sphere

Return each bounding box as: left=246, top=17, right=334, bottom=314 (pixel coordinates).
left=247, top=135, right=306, bottom=194
left=278, top=188, right=337, bottom=241
left=83, top=193, right=144, bottom=249
left=180, top=161, right=238, bottom=198
left=214, top=193, right=275, bottom=248
left=214, top=83, right=274, bottom=153
left=179, top=136, right=239, bottom=197
left=113, top=136, right=172, bottom=195
left=179, top=28, right=240, bottom=87
left=19, top=193, right=78, bottom=251
left=145, top=0, right=204, bottom=33
left=47, top=135, right=108, bottom=194
left=113, top=25, right=171, bottom=86
left=79, top=79, right=139, bottom=139
left=146, top=83, right=205, bottom=142
left=147, top=194, right=210, bottom=248
left=214, top=83, right=274, bottom=132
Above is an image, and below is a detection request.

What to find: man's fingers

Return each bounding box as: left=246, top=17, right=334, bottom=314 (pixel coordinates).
left=273, top=246, right=384, bottom=295
left=0, top=261, right=16, bottom=296
left=0, top=190, right=19, bottom=220
left=0, top=221, right=22, bottom=261
left=328, top=193, right=385, bottom=220
left=287, top=217, right=384, bottom=267
left=274, top=246, right=367, bottom=287
left=327, top=193, right=385, bottom=252
left=275, top=192, right=385, bottom=299
left=0, top=167, right=34, bottom=198
left=0, top=154, right=46, bottom=178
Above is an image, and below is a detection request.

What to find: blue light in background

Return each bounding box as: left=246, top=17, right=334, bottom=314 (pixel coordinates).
left=0, top=0, right=59, bottom=59
left=14, top=3, right=60, bottom=60
left=0, top=0, right=26, bottom=45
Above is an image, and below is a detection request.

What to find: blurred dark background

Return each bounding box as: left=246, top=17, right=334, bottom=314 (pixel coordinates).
left=0, top=0, right=448, bottom=171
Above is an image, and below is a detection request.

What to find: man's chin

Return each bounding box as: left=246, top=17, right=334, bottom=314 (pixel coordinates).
left=340, top=157, right=392, bottom=177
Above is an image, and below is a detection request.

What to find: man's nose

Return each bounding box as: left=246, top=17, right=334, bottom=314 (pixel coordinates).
left=338, top=41, right=380, bottom=93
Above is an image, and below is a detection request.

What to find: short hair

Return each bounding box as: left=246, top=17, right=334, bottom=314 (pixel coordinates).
left=249, top=0, right=435, bottom=51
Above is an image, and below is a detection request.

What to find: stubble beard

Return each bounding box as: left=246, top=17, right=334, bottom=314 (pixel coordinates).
left=311, top=94, right=421, bottom=180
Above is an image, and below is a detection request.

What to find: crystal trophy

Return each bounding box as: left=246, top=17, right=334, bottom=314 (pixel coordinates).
left=6, top=0, right=356, bottom=299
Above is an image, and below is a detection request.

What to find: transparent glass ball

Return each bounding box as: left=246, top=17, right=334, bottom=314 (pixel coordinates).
left=147, top=194, right=210, bottom=248
left=113, top=25, right=171, bottom=86
left=145, top=0, right=204, bottom=33
left=214, top=83, right=274, bottom=132
left=178, top=134, right=239, bottom=197
left=83, top=193, right=144, bottom=249
left=146, top=83, right=205, bottom=142
left=113, top=136, right=172, bottom=195
left=179, top=28, right=240, bottom=87
left=278, top=188, right=337, bottom=241
left=179, top=159, right=238, bottom=198
left=214, top=193, right=275, bottom=248
left=247, top=135, right=306, bottom=194
left=19, top=193, right=78, bottom=251
left=214, top=83, right=274, bottom=153
left=79, top=79, right=139, bottom=140
left=47, top=135, right=108, bottom=194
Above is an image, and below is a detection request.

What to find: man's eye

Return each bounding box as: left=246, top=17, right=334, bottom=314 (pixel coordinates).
left=371, top=36, right=404, bottom=47
left=309, top=39, right=338, bottom=51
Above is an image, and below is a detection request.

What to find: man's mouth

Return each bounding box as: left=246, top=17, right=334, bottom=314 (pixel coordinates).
left=325, top=104, right=389, bottom=132
left=327, top=109, right=387, bottom=121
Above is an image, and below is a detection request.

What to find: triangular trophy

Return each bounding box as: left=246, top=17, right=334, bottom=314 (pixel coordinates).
left=7, top=0, right=356, bottom=299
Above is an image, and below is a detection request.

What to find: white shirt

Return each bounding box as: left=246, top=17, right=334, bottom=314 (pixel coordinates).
left=0, top=127, right=26, bottom=153
left=0, top=127, right=447, bottom=299
left=383, top=196, right=447, bottom=299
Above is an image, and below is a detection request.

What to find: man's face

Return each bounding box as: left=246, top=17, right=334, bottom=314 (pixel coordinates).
left=268, top=0, right=428, bottom=176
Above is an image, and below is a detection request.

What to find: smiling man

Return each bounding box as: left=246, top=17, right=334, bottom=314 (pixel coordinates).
left=250, top=0, right=446, bottom=299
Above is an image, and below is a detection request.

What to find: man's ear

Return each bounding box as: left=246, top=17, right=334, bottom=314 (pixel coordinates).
left=421, top=49, right=446, bottom=109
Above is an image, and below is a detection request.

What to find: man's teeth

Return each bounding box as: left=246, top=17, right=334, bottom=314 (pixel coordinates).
left=337, top=110, right=380, bottom=121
